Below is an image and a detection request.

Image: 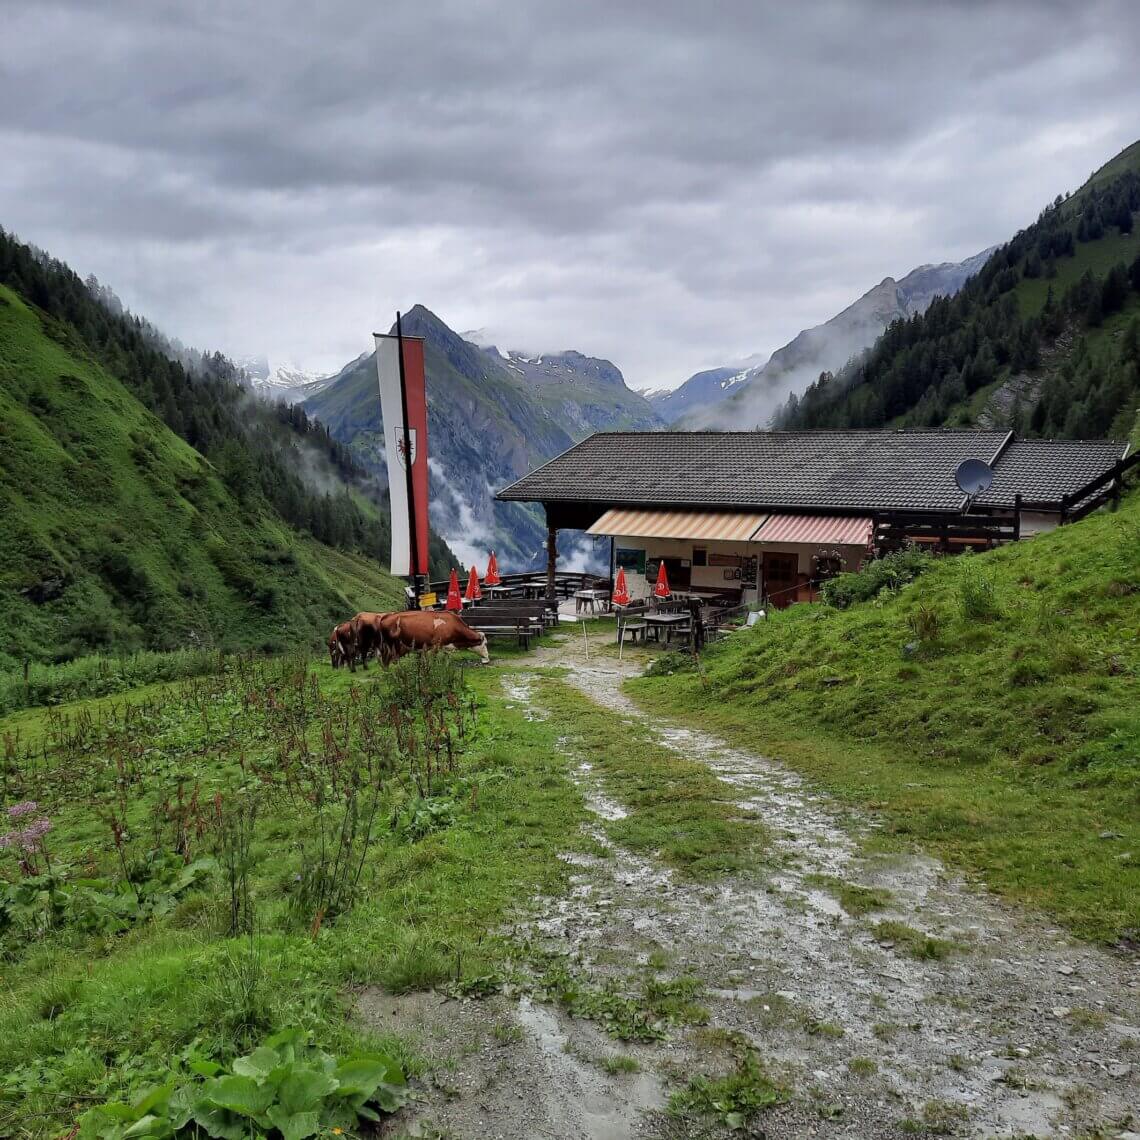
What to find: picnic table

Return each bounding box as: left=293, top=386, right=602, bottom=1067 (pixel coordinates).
left=574, top=588, right=611, bottom=614
left=522, top=578, right=550, bottom=599
left=486, top=584, right=522, bottom=600
left=644, top=611, right=691, bottom=644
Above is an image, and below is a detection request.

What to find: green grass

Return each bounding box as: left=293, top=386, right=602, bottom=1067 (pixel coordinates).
left=630, top=493, right=1140, bottom=944
left=599, top=1053, right=641, bottom=1075
left=536, top=675, right=768, bottom=878
left=669, top=1033, right=789, bottom=1131
left=871, top=921, right=958, bottom=961
left=0, top=655, right=591, bottom=1135
left=805, top=874, right=892, bottom=917
left=0, top=283, right=404, bottom=668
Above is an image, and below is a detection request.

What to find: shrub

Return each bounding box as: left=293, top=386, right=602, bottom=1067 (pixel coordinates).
left=957, top=563, right=1002, bottom=622
left=78, top=1028, right=408, bottom=1139
left=0, top=648, right=225, bottom=714
left=907, top=604, right=941, bottom=642
left=822, top=547, right=932, bottom=609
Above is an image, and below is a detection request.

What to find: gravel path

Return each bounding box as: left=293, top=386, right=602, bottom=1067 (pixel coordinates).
left=367, top=641, right=1140, bottom=1139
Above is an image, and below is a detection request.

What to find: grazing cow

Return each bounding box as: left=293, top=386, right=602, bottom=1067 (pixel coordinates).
left=379, top=610, right=490, bottom=666
left=346, top=611, right=392, bottom=672
left=328, top=620, right=356, bottom=669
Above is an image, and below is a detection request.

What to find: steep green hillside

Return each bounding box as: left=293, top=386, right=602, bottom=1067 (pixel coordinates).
left=308, top=306, right=660, bottom=570
left=784, top=140, right=1140, bottom=439
left=633, top=492, right=1140, bottom=943
left=0, top=283, right=404, bottom=665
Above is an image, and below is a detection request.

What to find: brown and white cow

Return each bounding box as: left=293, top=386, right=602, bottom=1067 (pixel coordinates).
left=379, top=610, right=489, bottom=666
left=329, top=620, right=359, bottom=668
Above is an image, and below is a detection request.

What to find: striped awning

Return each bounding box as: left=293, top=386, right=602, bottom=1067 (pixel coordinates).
left=586, top=508, right=769, bottom=542
left=753, top=514, right=873, bottom=545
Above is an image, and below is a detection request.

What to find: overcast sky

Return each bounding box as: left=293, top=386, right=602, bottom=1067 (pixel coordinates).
left=3, top=1, right=1139, bottom=389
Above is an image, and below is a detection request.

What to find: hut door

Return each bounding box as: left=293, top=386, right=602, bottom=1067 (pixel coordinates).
left=762, top=552, right=798, bottom=608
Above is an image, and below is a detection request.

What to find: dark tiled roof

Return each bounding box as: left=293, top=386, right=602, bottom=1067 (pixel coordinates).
left=980, top=439, right=1131, bottom=508
left=497, top=430, right=1128, bottom=514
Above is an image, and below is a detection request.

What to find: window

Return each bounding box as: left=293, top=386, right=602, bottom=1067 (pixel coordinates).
left=692, top=546, right=707, bottom=567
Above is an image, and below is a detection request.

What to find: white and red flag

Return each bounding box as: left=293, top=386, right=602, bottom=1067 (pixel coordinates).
left=375, top=323, right=429, bottom=578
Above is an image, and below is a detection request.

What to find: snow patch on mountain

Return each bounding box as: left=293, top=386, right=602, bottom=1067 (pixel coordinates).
left=237, top=355, right=339, bottom=403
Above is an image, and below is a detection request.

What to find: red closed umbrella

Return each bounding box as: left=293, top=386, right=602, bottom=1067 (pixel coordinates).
left=484, top=550, right=501, bottom=586
left=445, top=568, right=463, bottom=611
left=464, top=565, right=483, bottom=602
left=612, top=567, right=631, bottom=606
left=653, top=560, right=671, bottom=599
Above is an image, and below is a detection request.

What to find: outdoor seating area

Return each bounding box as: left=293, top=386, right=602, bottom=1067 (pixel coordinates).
left=407, top=564, right=621, bottom=646
left=409, top=557, right=758, bottom=655
left=612, top=593, right=752, bottom=652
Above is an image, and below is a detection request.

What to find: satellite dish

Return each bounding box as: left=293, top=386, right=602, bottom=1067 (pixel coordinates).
left=955, top=458, right=994, bottom=497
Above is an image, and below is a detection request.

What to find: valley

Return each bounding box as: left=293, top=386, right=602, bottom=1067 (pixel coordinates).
left=1, top=94, right=1139, bottom=1140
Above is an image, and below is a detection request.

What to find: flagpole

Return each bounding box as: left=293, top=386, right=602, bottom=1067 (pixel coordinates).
left=395, top=311, right=422, bottom=605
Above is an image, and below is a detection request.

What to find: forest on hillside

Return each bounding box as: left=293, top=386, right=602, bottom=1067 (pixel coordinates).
left=781, top=167, right=1140, bottom=440
left=0, top=228, right=450, bottom=571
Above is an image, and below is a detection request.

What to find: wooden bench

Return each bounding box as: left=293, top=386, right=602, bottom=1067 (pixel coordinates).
left=615, top=604, right=650, bottom=645
left=463, top=601, right=552, bottom=648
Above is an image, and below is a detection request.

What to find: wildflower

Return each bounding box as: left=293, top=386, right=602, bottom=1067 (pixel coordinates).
left=6, top=801, right=38, bottom=819
left=332, top=1130, right=343, bottom=1136
left=0, top=831, right=14, bottom=849
left=21, top=818, right=52, bottom=847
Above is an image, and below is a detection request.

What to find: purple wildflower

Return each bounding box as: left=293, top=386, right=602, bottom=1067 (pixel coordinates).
left=0, top=818, right=51, bottom=853
left=6, top=801, right=39, bottom=819
left=20, top=818, right=52, bottom=846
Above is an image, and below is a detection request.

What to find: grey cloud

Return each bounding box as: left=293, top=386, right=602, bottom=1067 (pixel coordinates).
left=1, top=0, right=1139, bottom=385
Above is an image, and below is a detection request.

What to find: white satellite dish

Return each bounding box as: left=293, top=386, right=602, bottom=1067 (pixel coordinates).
left=955, top=458, right=994, bottom=497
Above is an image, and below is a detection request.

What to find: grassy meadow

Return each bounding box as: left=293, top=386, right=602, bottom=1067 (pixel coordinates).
left=0, top=651, right=593, bottom=1136
left=0, top=640, right=770, bottom=1137
left=631, top=491, right=1140, bottom=944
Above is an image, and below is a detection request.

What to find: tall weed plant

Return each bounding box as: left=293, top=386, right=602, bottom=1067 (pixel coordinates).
left=821, top=546, right=932, bottom=609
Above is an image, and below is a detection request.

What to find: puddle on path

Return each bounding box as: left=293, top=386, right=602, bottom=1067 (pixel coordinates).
left=501, top=644, right=1140, bottom=1139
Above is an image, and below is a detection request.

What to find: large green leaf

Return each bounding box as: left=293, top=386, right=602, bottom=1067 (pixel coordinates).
left=166, top=1085, right=199, bottom=1131
left=132, top=1085, right=174, bottom=1115
left=265, top=1105, right=321, bottom=1140
left=334, top=1054, right=404, bottom=1096
left=200, top=1074, right=275, bottom=1118
left=122, top=1115, right=173, bottom=1140
left=277, top=1063, right=339, bottom=1114
left=172, top=856, right=217, bottom=891
left=264, top=1027, right=307, bottom=1063
left=232, top=1045, right=282, bottom=1082
left=78, top=1102, right=138, bottom=1140
left=372, top=1082, right=412, bottom=1113
left=189, top=1103, right=247, bottom=1140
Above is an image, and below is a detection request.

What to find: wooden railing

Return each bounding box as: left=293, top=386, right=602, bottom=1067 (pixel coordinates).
left=1060, top=450, right=1139, bottom=523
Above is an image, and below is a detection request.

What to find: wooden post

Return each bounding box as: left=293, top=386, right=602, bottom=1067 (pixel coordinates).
left=1013, top=493, right=1022, bottom=541
left=545, top=520, right=558, bottom=607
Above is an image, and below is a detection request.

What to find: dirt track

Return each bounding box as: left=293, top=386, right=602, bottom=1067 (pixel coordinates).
left=366, top=638, right=1140, bottom=1139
